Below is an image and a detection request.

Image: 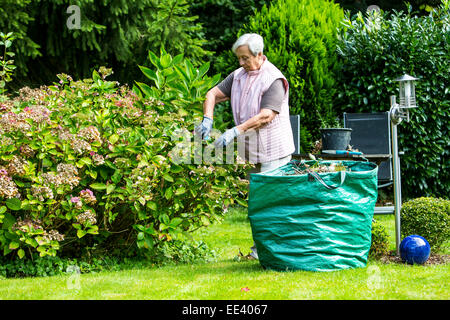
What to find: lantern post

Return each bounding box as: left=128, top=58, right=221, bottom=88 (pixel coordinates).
left=390, top=74, right=419, bottom=254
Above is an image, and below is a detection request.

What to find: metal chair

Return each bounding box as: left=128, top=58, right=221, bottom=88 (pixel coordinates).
left=343, top=112, right=393, bottom=187
left=343, top=112, right=396, bottom=215
left=290, top=115, right=301, bottom=156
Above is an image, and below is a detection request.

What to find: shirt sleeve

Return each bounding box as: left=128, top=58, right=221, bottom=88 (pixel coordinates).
left=260, top=79, right=286, bottom=113
left=216, top=72, right=234, bottom=97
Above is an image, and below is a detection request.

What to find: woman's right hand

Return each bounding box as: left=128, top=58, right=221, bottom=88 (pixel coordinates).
left=195, top=116, right=213, bottom=140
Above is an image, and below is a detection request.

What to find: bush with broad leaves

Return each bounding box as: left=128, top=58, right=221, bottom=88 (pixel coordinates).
left=0, top=52, right=252, bottom=261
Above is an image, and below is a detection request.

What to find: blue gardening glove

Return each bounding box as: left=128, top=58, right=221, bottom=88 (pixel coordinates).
left=215, top=127, right=240, bottom=147
left=195, top=116, right=213, bottom=140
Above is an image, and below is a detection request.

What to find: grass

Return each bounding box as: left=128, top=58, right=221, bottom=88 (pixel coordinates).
left=0, top=207, right=449, bottom=300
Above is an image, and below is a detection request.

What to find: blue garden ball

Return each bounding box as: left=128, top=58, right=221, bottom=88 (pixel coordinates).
left=400, top=235, right=431, bottom=265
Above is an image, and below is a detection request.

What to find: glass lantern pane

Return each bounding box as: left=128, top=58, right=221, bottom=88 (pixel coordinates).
left=399, top=82, right=405, bottom=106
left=409, top=81, right=416, bottom=106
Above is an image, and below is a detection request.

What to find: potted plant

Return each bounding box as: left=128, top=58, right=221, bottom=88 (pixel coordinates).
left=319, top=117, right=352, bottom=151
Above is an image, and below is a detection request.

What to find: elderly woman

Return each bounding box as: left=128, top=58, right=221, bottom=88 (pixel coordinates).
left=195, top=33, right=295, bottom=259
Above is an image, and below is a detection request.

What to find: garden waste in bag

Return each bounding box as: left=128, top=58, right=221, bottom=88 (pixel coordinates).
left=248, top=160, right=378, bottom=272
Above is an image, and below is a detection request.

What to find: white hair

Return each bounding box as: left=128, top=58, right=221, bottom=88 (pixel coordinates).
left=232, top=33, right=264, bottom=56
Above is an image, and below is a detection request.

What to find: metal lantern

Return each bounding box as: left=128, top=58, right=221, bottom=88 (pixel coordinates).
left=390, top=74, right=419, bottom=254
left=391, top=74, right=419, bottom=123
left=396, top=74, right=418, bottom=108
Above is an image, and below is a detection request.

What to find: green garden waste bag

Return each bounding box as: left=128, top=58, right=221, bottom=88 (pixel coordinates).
left=248, top=160, right=378, bottom=272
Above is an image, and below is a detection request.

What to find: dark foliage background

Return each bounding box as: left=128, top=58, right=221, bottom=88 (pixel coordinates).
left=335, top=4, right=449, bottom=198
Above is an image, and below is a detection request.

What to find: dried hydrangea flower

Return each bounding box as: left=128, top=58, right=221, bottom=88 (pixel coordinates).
left=18, top=86, right=50, bottom=103
left=76, top=209, right=97, bottom=225
left=57, top=163, right=78, bottom=177
left=7, top=155, right=27, bottom=176
left=41, top=163, right=80, bottom=189
left=41, top=229, right=65, bottom=243
left=31, top=186, right=54, bottom=202
left=80, top=189, right=96, bottom=204
left=78, top=126, right=102, bottom=144
left=19, top=144, right=36, bottom=158
left=71, top=138, right=91, bottom=154
left=0, top=112, right=32, bottom=133
left=0, top=170, right=20, bottom=199
left=12, top=217, right=43, bottom=232
left=57, top=128, right=75, bottom=142
left=90, top=152, right=105, bottom=166
left=17, top=105, right=51, bottom=124
left=47, top=229, right=65, bottom=241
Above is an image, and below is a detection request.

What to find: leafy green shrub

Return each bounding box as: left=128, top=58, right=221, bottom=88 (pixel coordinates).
left=135, top=48, right=236, bottom=134
left=0, top=254, right=122, bottom=278
left=369, top=219, right=390, bottom=258
left=215, top=0, right=345, bottom=151
left=0, top=52, right=251, bottom=262
left=0, top=239, right=216, bottom=278
left=135, top=49, right=221, bottom=114
left=150, top=240, right=217, bottom=266
left=335, top=2, right=450, bottom=198
left=401, top=197, right=450, bottom=250
left=0, top=0, right=40, bottom=86
left=0, top=32, right=16, bottom=95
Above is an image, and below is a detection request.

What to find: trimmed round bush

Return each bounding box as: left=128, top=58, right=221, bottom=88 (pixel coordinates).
left=401, top=197, right=450, bottom=250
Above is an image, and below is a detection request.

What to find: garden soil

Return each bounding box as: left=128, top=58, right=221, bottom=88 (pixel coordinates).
left=380, top=251, right=449, bottom=265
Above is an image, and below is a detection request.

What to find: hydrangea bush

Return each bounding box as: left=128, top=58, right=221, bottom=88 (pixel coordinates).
left=0, top=55, right=251, bottom=261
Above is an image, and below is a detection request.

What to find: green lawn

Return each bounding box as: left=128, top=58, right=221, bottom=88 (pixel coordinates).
left=0, top=207, right=448, bottom=300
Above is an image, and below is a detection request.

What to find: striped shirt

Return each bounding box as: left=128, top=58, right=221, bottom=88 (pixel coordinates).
left=217, top=72, right=285, bottom=113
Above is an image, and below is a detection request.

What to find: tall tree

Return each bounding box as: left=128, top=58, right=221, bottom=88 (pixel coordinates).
left=0, top=0, right=212, bottom=88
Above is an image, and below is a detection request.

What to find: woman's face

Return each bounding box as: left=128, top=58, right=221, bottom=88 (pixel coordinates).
left=235, top=45, right=263, bottom=71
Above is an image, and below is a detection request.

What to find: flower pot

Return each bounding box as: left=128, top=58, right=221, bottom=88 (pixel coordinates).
left=320, top=128, right=352, bottom=151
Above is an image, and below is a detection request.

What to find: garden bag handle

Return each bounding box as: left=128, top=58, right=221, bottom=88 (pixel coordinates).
left=308, top=170, right=346, bottom=190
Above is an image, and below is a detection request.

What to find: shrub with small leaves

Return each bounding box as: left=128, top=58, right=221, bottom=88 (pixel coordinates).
left=336, top=3, right=450, bottom=198
left=0, top=32, right=16, bottom=95
left=369, top=219, right=390, bottom=259
left=401, top=197, right=450, bottom=251
left=149, top=240, right=217, bottom=266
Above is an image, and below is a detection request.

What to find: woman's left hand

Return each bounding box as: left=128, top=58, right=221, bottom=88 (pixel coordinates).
left=215, top=127, right=241, bottom=147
